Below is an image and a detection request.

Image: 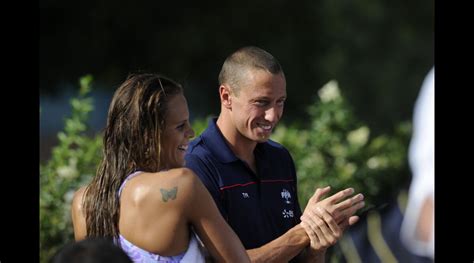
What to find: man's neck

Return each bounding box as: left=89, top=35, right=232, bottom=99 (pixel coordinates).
left=216, top=115, right=257, bottom=165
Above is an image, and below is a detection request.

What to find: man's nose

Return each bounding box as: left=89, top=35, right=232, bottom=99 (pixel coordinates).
left=265, top=107, right=280, bottom=123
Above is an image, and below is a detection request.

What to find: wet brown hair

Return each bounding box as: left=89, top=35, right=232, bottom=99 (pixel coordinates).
left=83, top=73, right=183, bottom=240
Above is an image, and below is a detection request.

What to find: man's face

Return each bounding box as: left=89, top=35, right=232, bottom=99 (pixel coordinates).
left=230, top=69, right=286, bottom=143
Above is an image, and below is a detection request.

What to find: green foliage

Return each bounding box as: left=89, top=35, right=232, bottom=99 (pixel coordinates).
left=272, top=80, right=411, bottom=210
left=191, top=116, right=212, bottom=137
left=40, top=75, right=103, bottom=263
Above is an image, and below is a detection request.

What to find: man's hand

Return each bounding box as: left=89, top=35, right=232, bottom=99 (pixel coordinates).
left=300, top=186, right=365, bottom=251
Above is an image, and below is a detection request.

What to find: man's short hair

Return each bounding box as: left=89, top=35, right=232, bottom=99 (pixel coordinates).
left=218, top=46, right=284, bottom=95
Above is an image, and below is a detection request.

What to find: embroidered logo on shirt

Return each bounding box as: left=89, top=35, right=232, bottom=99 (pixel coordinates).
left=242, top=192, right=250, bottom=198
left=282, top=209, right=294, bottom=218
left=281, top=189, right=292, bottom=204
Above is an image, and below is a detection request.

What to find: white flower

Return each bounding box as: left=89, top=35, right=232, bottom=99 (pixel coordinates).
left=367, top=156, right=388, bottom=169
left=367, top=157, right=379, bottom=169
left=57, top=158, right=79, bottom=179
left=347, top=126, right=370, bottom=147
left=318, top=80, right=341, bottom=102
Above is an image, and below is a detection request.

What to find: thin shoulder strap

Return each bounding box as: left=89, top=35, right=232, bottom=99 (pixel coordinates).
left=117, top=171, right=143, bottom=198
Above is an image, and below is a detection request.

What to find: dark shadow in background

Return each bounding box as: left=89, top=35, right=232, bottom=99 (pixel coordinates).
left=40, top=0, right=433, bottom=135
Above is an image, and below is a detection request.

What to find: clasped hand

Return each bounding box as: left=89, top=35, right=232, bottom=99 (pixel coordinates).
left=300, top=186, right=365, bottom=251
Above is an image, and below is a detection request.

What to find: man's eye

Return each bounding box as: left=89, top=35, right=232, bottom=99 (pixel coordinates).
left=176, top=124, right=185, bottom=131
left=255, top=100, right=268, bottom=106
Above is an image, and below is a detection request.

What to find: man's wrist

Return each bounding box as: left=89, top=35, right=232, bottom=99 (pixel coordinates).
left=292, top=223, right=311, bottom=246
left=246, top=224, right=313, bottom=262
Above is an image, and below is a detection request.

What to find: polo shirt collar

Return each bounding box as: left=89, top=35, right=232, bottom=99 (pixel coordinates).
left=202, top=118, right=269, bottom=164
left=201, top=118, right=239, bottom=163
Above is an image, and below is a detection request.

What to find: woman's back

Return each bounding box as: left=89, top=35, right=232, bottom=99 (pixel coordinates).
left=118, top=169, right=194, bottom=256
left=72, top=167, right=249, bottom=262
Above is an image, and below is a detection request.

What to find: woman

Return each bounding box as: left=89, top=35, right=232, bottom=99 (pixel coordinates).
left=71, top=73, right=250, bottom=262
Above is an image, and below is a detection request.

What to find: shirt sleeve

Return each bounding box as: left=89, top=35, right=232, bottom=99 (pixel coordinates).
left=185, top=153, right=228, bottom=219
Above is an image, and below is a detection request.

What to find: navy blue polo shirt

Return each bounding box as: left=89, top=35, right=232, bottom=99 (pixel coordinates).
left=185, top=118, right=302, bottom=249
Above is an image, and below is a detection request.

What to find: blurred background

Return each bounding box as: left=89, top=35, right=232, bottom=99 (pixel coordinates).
left=40, top=0, right=433, bottom=262
left=40, top=0, right=433, bottom=160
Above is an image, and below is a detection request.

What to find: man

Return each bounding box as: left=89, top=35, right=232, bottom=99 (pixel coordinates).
left=186, top=46, right=365, bottom=262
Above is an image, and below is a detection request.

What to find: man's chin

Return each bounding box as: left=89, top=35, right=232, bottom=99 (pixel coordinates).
left=255, top=134, right=271, bottom=142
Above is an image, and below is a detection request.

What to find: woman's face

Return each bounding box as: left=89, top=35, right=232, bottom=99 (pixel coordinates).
left=160, top=93, right=195, bottom=169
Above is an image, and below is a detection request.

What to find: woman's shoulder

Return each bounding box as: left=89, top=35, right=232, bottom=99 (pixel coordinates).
left=71, top=186, right=88, bottom=240
left=125, top=168, right=199, bottom=204
left=72, top=186, right=87, bottom=211
left=153, top=168, right=200, bottom=196
left=162, top=167, right=198, bottom=182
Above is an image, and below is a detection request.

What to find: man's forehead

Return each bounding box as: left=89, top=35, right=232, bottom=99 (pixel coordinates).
left=242, top=77, right=286, bottom=95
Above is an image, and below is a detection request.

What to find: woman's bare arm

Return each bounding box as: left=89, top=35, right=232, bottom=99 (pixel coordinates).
left=183, top=168, right=250, bottom=262
left=71, top=186, right=87, bottom=241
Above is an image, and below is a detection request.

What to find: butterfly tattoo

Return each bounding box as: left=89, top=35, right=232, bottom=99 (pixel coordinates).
left=160, top=187, right=178, bottom=202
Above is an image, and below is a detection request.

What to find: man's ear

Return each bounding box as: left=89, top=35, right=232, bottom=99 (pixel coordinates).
left=219, top=84, right=232, bottom=109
